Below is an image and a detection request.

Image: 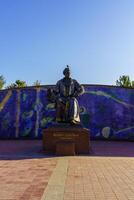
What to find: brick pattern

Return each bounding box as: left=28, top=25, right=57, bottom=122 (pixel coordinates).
left=0, top=158, right=57, bottom=200
left=64, top=157, right=134, bottom=200
left=0, top=140, right=134, bottom=200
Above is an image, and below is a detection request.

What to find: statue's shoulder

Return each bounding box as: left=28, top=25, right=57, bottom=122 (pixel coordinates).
left=72, top=79, right=80, bottom=85
left=56, top=78, right=64, bottom=85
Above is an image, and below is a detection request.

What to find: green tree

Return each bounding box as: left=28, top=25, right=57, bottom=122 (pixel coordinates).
left=0, top=75, right=6, bottom=89
left=116, top=75, right=132, bottom=87
left=6, top=80, right=27, bottom=89
left=33, top=80, right=41, bottom=86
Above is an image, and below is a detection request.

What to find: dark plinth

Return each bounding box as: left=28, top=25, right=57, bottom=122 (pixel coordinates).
left=43, top=124, right=90, bottom=155
left=56, top=141, right=75, bottom=156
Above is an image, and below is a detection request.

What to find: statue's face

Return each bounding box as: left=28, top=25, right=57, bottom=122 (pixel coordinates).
left=64, top=70, right=71, bottom=78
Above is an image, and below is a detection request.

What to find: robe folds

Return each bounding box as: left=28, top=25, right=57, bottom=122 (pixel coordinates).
left=55, top=78, right=84, bottom=123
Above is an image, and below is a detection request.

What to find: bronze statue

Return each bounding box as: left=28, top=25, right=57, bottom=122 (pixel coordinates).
left=47, top=65, right=84, bottom=124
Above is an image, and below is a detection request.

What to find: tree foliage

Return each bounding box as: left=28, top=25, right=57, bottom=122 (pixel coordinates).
left=116, top=75, right=133, bottom=87
left=6, top=80, right=27, bottom=89
left=0, top=75, right=6, bottom=89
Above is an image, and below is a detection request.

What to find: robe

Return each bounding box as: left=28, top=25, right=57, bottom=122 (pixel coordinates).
left=55, top=77, right=84, bottom=123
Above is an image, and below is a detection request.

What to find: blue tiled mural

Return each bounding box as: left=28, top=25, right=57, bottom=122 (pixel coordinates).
left=0, top=85, right=134, bottom=140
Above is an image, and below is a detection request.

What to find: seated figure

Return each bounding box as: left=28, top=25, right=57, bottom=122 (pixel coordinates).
left=47, top=66, right=84, bottom=124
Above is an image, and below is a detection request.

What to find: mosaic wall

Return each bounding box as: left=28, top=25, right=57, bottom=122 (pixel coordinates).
left=0, top=85, right=134, bottom=140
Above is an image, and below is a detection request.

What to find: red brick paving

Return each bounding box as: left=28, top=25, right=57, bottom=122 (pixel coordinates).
left=0, top=158, right=57, bottom=200
left=0, top=141, right=57, bottom=200
left=64, top=157, right=134, bottom=200
left=0, top=140, right=133, bottom=200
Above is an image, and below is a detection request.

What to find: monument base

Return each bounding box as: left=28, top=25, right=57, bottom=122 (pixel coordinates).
left=43, top=124, right=90, bottom=155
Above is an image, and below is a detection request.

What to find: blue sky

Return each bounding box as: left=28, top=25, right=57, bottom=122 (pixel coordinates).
left=0, top=0, right=134, bottom=86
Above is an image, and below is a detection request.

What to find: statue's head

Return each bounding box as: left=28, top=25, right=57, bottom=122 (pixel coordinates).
left=63, top=65, right=71, bottom=78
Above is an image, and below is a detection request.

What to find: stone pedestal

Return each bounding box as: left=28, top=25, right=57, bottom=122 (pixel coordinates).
left=43, top=124, right=90, bottom=155
left=56, top=141, right=75, bottom=156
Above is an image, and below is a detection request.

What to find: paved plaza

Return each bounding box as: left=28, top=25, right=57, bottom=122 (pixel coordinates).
left=0, top=140, right=133, bottom=200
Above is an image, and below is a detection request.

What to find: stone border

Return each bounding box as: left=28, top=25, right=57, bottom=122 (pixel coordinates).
left=41, top=157, right=69, bottom=200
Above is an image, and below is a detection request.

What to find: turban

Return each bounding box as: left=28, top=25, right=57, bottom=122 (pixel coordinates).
left=63, top=65, right=70, bottom=75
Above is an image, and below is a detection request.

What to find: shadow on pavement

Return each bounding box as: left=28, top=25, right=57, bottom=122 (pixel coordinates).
left=0, top=140, right=133, bottom=160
